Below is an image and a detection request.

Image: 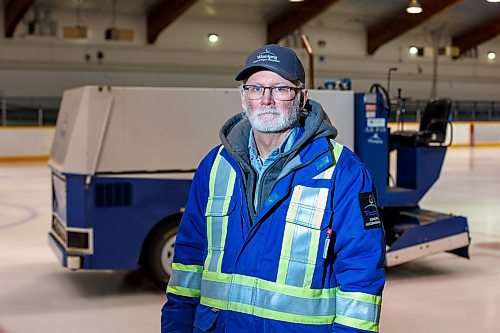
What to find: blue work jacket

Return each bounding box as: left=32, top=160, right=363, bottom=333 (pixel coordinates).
left=162, top=137, right=385, bottom=333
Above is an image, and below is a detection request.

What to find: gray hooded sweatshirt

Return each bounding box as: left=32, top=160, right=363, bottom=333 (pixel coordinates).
left=219, top=99, right=338, bottom=222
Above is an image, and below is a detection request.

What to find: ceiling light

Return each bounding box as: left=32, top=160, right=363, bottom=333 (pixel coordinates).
left=487, top=51, right=496, bottom=60
left=288, top=0, right=305, bottom=2
left=486, top=0, right=500, bottom=3
left=409, top=46, right=419, bottom=55
left=208, top=33, right=219, bottom=43
left=406, top=0, right=423, bottom=14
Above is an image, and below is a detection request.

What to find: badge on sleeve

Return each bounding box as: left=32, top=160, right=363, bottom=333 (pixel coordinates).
left=358, top=192, right=381, bottom=229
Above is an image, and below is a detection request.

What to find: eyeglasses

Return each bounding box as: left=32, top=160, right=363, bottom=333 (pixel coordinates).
left=242, top=85, right=303, bottom=101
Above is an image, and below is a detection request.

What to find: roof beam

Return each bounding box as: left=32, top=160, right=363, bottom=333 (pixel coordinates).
left=147, top=0, right=198, bottom=44
left=267, top=0, right=341, bottom=45
left=4, top=0, right=35, bottom=38
left=367, top=0, right=463, bottom=55
left=452, top=15, right=500, bottom=58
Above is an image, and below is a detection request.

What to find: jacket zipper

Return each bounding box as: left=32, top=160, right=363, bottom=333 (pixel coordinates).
left=255, top=145, right=331, bottom=216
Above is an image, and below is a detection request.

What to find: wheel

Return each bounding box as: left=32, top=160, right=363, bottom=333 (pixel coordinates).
left=145, top=219, right=179, bottom=287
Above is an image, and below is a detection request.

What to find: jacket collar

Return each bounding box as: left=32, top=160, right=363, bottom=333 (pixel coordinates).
left=219, top=99, right=338, bottom=177
left=255, top=137, right=335, bottom=223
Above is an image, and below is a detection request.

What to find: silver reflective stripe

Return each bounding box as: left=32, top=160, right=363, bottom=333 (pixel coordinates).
left=205, top=147, right=236, bottom=273
left=285, top=229, right=310, bottom=287
left=207, top=212, right=224, bottom=272
left=207, top=196, right=227, bottom=216
left=292, top=186, right=328, bottom=229
left=201, top=278, right=336, bottom=317
left=209, top=155, right=235, bottom=206
left=277, top=185, right=329, bottom=287
left=169, top=269, right=202, bottom=289
left=336, top=295, right=380, bottom=323
left=167, top=264, right=203, bottom=298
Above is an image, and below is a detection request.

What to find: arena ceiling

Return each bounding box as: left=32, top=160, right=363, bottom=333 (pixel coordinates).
left=3, top=0, right=500, bottom=58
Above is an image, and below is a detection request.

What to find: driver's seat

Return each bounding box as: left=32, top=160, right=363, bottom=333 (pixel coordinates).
left=390, top=98, right=452, bottom=147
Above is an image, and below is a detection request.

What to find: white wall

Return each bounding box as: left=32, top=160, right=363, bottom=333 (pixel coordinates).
left=0, top=7, right=499, bottom=101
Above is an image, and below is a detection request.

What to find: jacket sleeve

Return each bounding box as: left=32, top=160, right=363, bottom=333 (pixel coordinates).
left=161, top=151, right=214, bottom=333
left=331, top=160, right=386, bottom=333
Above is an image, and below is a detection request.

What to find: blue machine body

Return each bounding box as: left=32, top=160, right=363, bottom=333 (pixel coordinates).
left=49, top=170, right=192, bottom=270
left=354, top=92, right=470, bottom=265
left=49, top=89, right=470, bottom=273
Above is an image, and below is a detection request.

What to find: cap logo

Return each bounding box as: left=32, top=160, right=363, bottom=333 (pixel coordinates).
left=253, top=49, right=280, bottom=64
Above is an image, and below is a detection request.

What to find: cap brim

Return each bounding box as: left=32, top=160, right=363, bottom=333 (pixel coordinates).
left=235, top=64, right=298, bottom=82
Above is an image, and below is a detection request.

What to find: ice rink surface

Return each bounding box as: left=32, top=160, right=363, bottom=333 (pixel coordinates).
left=1, top=147, right=499, bottom=333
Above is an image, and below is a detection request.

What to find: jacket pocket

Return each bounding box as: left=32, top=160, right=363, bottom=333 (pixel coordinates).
left=205, top=195, right=235, bottom=217
left=193, top=304, right=220, bottom=333
left=284, top=206, right=332, bottom=267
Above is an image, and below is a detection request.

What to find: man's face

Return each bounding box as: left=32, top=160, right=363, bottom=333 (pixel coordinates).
left=241, top=70, right=306, bottom=133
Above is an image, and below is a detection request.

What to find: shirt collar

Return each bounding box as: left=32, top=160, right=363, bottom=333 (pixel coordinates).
left=248, top=126, right=302, bottom=164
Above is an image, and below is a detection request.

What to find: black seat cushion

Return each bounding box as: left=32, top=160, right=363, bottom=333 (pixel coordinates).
left=390, top=99, right=451, bottom=147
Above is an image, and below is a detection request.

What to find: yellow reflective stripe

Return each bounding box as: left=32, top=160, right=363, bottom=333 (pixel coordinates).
left=278, top=185, right=330, bottom=288
left=168, top=264, right=203, bottom=295
left=202, top=270, right=337, bottom=299
left=335, top=315, right=379, bottom=332
left=276, top=185, right=303, bottom=284
left=200, top=269, right=339, bottom=325
left=200, top=296, right=227, bottom=310
left=335, top=290, right=381, bottom=331
left=227, top=300, right=336, bottom=325
left=303, top=187, right=329, bottom=286
left=337, top=290, right=382, bottom=305
left=204, top=147, right=223, bottom=269
left=217, top=169, right=236, bottom=272
left=208, top=146, right=224, bottom=203
left=205, top=146, right=236, bottom=273
left=171, top=263, right=203, bottom=273
left=205, top=214, right=214, bottom=267
left=167, top=285, right=201, bottom=298
left=333, top=141, right=344, bottom=163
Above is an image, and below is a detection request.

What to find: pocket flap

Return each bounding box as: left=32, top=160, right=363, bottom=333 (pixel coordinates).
left=286, top=202, right=332, bottom=230
left=193, top=304, right=220, bottom=332
left=205, top=195, right=235, bottom=217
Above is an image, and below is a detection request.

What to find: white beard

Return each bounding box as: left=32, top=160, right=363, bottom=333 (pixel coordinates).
left=244, top=94, right=301, bottom=133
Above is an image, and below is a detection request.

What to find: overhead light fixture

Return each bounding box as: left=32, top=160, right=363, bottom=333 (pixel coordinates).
left=406, top=0, right=423, bottom=14
left=105, top=0, right=134, bottom=41
left=288, top=0, right=305, bottom=2
left=208, top=33, right=219, bottom=43
left=63, top=1, right=87, bottom=39
left=409, top=46, right=419, bottom=55
left=486, top=0, right=500, bottom=3
left=487, top=51, right=496, bottom=60
left=63, top=26, right=88, bottom=39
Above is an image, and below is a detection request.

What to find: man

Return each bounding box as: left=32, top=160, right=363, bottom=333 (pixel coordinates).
left=162, top=44, right=385, bottom=333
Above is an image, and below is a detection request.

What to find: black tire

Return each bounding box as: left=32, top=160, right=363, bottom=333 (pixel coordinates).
left=145, top=219, right=179, bottom=288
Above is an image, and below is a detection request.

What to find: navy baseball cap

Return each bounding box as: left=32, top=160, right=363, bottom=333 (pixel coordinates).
left=235, top=44, right=305, bottom=83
